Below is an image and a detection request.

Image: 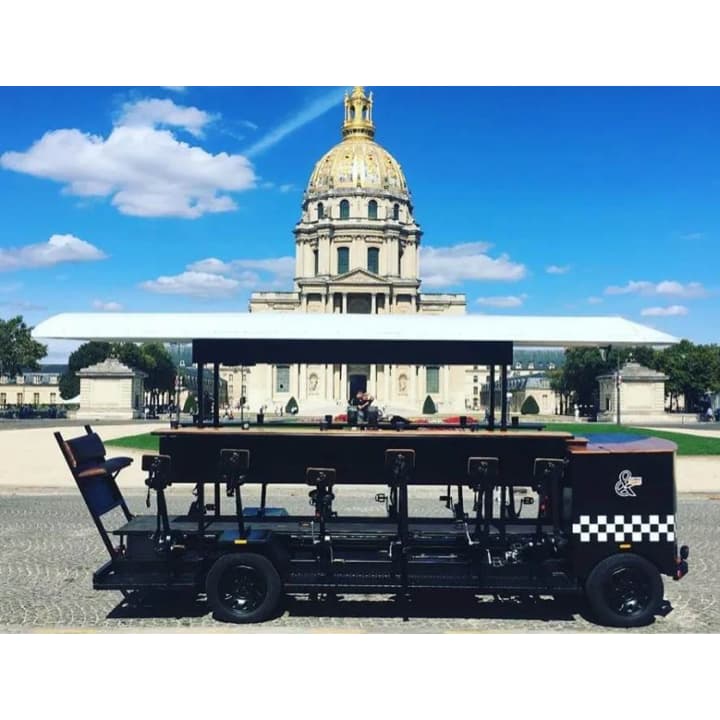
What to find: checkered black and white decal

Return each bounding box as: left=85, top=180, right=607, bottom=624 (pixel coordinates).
left=572, top=514, right=675, bottom=543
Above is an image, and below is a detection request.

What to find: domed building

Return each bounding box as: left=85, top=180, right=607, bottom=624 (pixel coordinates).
left=230, top=87, right=472, bottom=416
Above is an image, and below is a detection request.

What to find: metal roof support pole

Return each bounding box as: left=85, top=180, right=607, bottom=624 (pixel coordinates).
left=488, top=364, right=496, bottom=430
left=501, top=363, right=508, bottom=430
left=213, top=362, right=220, bottom=427
left=197, top=363, right=204, bottom=428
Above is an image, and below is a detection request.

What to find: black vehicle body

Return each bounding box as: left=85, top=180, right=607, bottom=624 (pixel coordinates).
left=54, top=332, right=688, bottom=627
left=57, top=422, right=688, bottom=627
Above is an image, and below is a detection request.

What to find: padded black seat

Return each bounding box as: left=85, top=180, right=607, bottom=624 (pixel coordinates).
left=76, top=456, right=133, bottom=478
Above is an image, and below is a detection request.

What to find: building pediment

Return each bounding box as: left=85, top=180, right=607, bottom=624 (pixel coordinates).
left=332, top=269, right=388, bottom=285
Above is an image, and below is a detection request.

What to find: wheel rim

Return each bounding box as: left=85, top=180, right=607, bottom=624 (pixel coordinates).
left=603, top=566, right=652, bottom=617
left=218, top=564, right=267, bottom=615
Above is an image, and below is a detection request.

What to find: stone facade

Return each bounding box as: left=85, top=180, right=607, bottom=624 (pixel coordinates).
left=76, top=358, right=147, bottom=420
left=596, top=361, right=668, bottom=423
left=224, top=87, right=468, bottom=416
left=507, top=374, right=558, bottom=416
left=0, top=371, right=62, bottom=407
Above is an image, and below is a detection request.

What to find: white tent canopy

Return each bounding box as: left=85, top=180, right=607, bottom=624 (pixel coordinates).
left=32, top=312, right=678, bottom=348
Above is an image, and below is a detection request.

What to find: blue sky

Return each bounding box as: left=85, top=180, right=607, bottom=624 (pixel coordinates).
left=0, top=86, right=718, bottom=361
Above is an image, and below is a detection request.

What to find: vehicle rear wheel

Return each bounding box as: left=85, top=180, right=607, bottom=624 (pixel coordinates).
left=585, top=553, right=663, bottom=628
left=206, top=552, right=282, bottom=624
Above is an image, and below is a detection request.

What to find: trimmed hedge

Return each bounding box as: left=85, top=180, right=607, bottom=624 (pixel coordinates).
left=286, top=396, right=299, bottom=415
left=422, top=395, right=437, bottom=414
left=521, top=395, right=540, bottom=415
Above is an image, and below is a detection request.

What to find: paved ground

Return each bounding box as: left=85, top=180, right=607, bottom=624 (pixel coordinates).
left=0, top=488, right=717, bottom=633
left=0, top=421, right=166, bottom=488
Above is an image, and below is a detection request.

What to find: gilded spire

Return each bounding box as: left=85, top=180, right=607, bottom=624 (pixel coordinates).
left=342, top=86, right=375, bottom=140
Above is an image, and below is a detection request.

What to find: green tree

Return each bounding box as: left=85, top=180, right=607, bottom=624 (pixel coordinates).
left=657, top=340, right=720, bottom=411
left=59, top=341, right=112, bottom=399
left=560, top=348, right=608, bottom=409
left=141, top=342, right=176, bottom=408
left=520, top=395, right=540, bottom=414
left=0, top=316, right=47, bottom=377
left=59, top=340, right=178, bottom=406
left=285, top=396, right=299, bottom=415
left=183, top=393, right=197, bottom=414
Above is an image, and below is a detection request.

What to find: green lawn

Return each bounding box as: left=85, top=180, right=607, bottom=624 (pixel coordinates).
left=106, top=433, right=160, bottom=452
left=106, top=423, right=720, bottom=456
left=550, top=423, right=720, bottom=456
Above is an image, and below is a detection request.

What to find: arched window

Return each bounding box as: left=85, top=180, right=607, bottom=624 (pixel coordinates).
left=393, top=203, right=400, bottom=220
left=367, top=247, right=379, bottom=274
left=317, top=202, right=324, bottom=220
left=337, top=247, right=349, bottom=274
left=368, top=200, right=378, bottom=219
left=339, top=199, right=350, bottom=219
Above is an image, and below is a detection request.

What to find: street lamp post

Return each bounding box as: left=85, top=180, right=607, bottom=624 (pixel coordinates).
left=616, top=360, right=622, bottom=426
left=175, top=373, right=182, bottom=428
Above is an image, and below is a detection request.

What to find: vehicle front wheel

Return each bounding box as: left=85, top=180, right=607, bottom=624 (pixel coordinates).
left=585, top=553, right=663, bottom=628
left=206, top=552, right=282, bottom=624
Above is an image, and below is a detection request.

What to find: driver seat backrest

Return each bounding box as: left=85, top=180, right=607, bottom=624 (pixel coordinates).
left=55, top=426, right=133, bottom=558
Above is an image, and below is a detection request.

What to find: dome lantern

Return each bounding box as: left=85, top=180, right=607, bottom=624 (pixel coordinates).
left=342, top=86, right=375, bottom=140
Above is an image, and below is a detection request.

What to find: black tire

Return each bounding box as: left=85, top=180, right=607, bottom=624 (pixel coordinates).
left=206, top=552, right=282, bottom=624
left=585, top=553, right=663, bottom=628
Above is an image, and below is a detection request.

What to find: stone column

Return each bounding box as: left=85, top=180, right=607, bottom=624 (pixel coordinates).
left=443, top=364, right=450, bottom=409
left=299, top=363, right=306, bottom=400
left=295, top=241, right=304, bottom=279
left=410, top=364, right=418, bottom=409
left=342, top=293, right=348, bottom=313
left=371, top=293, right=376, bottom=314
left=340, top=364, right=347, bottom=401
left=321, top=236, right=331, bottom=274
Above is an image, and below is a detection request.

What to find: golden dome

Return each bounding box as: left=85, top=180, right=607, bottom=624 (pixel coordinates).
left=306, top=87, right=409, bottom=195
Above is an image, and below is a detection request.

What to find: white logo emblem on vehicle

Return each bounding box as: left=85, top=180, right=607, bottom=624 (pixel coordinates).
left=615, top=469, right=643, bottom=497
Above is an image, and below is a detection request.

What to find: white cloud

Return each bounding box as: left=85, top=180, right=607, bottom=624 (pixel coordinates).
left=240, top=120, right=258, bottom=131
left=143, top=254, right=296, bottom=298
left=118, top=98, right=215, bottom=137
left=0, top=98, right=256, bottom=219
left=279, top=183, right=296, bottom=193
left=188, top=255, right=295, bottom=283
left=0, top=234, right=106, bottom=272
left=655, top=280, right=707, bottom=297
left=604, top=280, right=708, bottom=298
left=244, top=88, right=345, bottom=157
left=546, top=264, right=570, bottom=274
left=140, top=271, right=242, bottom=298
left=162, top=87, right=187, bottom=93
left=420, top=242, right=526, bottom=287
left=186, top=257, right=231, bottom=275
left=641, top=305, right=689, bottom=317
left=476, top=294, right=527, bottom=308
left=92, top=300, right=123, bottom=311
left=587, top=296, right=603, bottom=304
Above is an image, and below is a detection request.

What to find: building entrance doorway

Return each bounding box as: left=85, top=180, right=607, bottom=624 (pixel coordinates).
left=348, top=374, right=367, bottom=402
